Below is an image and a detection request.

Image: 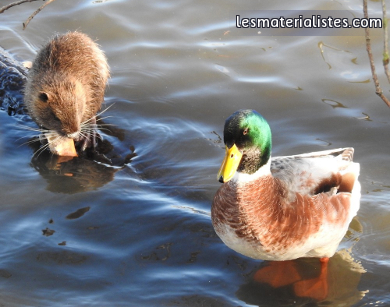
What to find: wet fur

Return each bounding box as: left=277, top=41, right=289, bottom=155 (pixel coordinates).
left=24, top=31, right=110, bottom=149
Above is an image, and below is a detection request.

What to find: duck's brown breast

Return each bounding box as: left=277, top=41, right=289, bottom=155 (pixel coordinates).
left=212, top=175, right=352, bottom=257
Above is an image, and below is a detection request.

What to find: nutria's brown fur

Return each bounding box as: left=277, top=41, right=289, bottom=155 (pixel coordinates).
left=24, top=31, right=110, bottom=151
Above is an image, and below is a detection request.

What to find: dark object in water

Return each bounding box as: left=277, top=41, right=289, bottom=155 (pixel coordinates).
left=0, top=46, right=28, bottom=116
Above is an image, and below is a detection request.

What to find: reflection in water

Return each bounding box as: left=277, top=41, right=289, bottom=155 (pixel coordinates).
left=315, top=138, right=332, bottom=147
left=321, top=98, right=348, bottom=109
left=236, top=250, right=367, bottom=306
left=317, top=41, right=352, bottom=70
left=31, top=153, right=118, bottom=194
left=348, top=79, right=371, bottom=84
left=42, top=227, right=55, bottom=237
left=36, top=250, right=88, bottom=265
left=357, top=112, right=372, bottom=121
left=30, top=136, right=136, bottom=193
left=139, top=243, right=173, bottom=261
left=66, top=207, right=91, bottom=219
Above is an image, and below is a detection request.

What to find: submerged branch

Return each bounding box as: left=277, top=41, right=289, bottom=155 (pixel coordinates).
left=381, top=0, right=390, bottom=84
left=23, top=0, right=57, bottom=30
left=0, top=0, right=39, bottom=14
left=0, top=0, right=57, bottom=29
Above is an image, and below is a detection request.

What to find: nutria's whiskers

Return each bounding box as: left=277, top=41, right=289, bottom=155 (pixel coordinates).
left=15, top=123, right=49, bottom=134
left=96, top=116, right=113, bottom=123
left=15, top=125, right=66, bottom=157
left=32, top=141, right=51, bottom=159
left=31, top=132, right=63, bottom=159
left=77, top=130, right=89, bottom=141
left=96, top=103, right=115, bottom=116
left=95, top=127, right=113, bottom=134
left=15, top=124, right=47, bottom=146
left=78, top=104, right=116, bottom=137
left=18, top=138, right=40, bottom=147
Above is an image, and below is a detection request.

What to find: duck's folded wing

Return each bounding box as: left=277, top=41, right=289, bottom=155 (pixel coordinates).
left=271, top=148, right=359, bottom=197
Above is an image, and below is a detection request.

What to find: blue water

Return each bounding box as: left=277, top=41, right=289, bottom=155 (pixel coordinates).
left=1, top=0, right=390, bottom=306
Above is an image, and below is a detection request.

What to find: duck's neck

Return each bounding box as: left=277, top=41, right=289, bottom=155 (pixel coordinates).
left=231, top=157, right=272, bottom=185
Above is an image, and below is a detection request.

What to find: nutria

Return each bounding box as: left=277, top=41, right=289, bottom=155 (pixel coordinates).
left=24, top=31, right=110, bottom=153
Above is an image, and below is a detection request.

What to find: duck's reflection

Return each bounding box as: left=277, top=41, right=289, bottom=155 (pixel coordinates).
left=30, top=137, right=136, bottom=194
left=236, top=250, right=367, bottom=306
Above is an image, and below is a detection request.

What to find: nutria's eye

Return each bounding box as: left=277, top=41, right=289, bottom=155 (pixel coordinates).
left=38, top=92, right=49, bottom=103
left=243, top=128, right=249, bottom=135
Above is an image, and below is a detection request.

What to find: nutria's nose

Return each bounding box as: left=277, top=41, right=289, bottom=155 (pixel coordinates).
left=67, top=132, right=79, bottom=139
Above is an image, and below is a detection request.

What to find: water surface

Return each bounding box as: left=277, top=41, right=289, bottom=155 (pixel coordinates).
left=0, top=0, right=389, bottom=306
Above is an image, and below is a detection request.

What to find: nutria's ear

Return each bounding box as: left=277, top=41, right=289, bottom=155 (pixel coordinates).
left=38, top=92, right=50, bottom=103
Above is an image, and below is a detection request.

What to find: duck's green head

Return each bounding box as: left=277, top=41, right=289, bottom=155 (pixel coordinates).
left=218, top=109, right=272, bottom=183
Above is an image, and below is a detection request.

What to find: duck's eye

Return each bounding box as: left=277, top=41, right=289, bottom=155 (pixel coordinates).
left=243, top=128, right=249, bottom=135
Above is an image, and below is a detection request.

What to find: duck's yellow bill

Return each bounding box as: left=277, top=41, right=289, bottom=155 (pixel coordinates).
left=217, top=144, right=243, bottom=183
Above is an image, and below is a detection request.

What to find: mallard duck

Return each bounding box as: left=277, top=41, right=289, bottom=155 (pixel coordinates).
left=212, top=109, right=361, bottom=261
